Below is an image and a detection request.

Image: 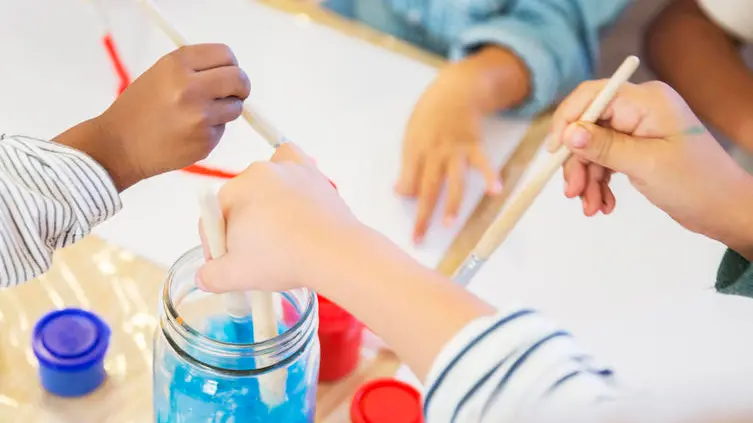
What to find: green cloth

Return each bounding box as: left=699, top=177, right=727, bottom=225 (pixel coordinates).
left=716, top=249, right=753, bottom=297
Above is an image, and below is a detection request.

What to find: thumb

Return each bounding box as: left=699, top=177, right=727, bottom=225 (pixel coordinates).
left=563, top=122, right=647, bottom=175
left=196, top=255, right=243, bottom=294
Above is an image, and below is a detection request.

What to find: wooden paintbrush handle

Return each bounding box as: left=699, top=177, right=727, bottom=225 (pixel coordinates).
left=472, top=55, right=640, bottom=261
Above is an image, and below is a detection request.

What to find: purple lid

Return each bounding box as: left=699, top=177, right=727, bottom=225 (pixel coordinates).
left=32, top=308, right=111, bottom=371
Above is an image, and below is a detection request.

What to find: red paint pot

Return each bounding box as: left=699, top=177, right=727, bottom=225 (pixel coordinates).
left=351, top=378, right=424, bottom=423
left=317, top=295, right=363, bottom=382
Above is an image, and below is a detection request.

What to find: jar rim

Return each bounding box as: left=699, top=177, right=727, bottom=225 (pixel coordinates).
left=160, top=246, right=317, bottom=371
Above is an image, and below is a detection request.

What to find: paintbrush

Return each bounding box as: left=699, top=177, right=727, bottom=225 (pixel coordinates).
left=197, top=185, right=286, bottom=407
left=138, top=0, right=290, bottom=407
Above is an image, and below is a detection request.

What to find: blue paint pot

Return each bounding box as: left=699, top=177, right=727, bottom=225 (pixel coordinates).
left=31, top=308, right=111, bottom=397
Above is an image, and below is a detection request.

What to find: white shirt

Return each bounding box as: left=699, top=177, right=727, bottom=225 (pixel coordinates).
left=0, top=134, right=121, bottom=287
left=697, top=0, right=753, bottom=43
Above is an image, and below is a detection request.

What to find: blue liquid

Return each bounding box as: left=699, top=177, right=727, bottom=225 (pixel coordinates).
left=154, top=316, right=317, bottom=423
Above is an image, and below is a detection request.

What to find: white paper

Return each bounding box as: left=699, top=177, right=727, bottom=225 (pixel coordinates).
left=1, top=0, right=529, bottom=269
left=461, top=147, right=751, bottom=399
left=89, top=0, right=528, bottom=268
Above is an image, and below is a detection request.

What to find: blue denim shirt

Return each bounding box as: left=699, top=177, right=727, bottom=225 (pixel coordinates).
left=323, top=0, right=630, bottom=116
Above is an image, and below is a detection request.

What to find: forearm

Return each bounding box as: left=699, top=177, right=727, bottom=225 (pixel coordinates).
left=314, top=225, right=495, bottom=380
left=646, top=0, right=753, bottom=151
left=0, top=132, right=121, bottom=287
left=312, top=225, right=623, bottom=420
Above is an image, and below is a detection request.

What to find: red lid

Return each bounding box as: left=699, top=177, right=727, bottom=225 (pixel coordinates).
left=318, top=295, right=359, bottom=333
left=350, top=378, right=424, bottom=423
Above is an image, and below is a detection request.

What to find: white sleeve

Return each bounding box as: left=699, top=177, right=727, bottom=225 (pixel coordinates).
left=423, top=305, right=626, bottom=423
left=697, top=0, right=753, bottom=43
left=0, top=134, right=121, bottom=287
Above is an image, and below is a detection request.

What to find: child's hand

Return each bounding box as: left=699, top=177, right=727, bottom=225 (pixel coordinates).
left=196, top=143, right=362, bottom=293
left=397, top=54, right=509, bottom=244
left=547, top=80, right=753, bottom=248
left=94, top=44, right=251, bottom=190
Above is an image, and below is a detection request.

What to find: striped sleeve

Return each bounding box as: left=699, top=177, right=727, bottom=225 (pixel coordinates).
left=423, top=306, right=624, bottom=423
left=0, top=134, right=121, bottom=287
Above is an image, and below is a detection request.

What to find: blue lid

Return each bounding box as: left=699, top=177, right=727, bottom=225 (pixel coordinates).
left=32, top=308, right=111, bottom=371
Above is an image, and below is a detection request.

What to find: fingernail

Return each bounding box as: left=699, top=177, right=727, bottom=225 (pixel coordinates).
left=489, top=180, right=503, bottom=195
left=413, top=234, right=424, bottom=245
left=563, top=181, right=568, bottom=194
left=566, top=123, right=590, bottom=149
left=443, top=215, right=456, bottom=227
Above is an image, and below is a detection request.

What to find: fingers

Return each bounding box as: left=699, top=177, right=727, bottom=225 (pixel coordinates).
left=444, top=154, right=466, bottom=227
left=563, top=122, right=653, bottom=176
left=582, top=163, right=605, bottom=216
left=563, top=157, right=586, bottom=198
left=468, top=146, right=502, bottom=195
left=600, top=179, right=616, bottom=214
left=396, top=138, right=422, bottom=197
left=196, top=254, right=244, bottom=293
left=207, top=97, right=244, bottom=126
left=549, top=80, right=607, bottom=152
left=414, top=156, right=444, bottom=244
left=197, top=65, right=252, bottom=101
left=177, top=43, right=239, bottom=71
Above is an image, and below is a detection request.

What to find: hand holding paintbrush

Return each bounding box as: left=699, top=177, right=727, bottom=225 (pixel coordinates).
left=197, top=185, right=287, bottom=407
left=452, top=55, right=641, bottom=285
left=137, top=0, right=292, bottom=406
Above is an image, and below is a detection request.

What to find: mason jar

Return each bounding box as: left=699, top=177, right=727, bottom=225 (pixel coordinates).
left=153, top=247, right=320, bottom=422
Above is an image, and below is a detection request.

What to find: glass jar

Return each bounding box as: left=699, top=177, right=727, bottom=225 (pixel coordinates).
left=153, top=247, right=320, bottom=422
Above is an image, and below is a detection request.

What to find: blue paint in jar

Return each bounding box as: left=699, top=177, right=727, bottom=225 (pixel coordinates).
left=153, top=247, right=320, bottom=423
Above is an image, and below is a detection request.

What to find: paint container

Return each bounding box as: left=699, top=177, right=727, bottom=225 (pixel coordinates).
left=351, top=378, right=424, bottom=423
left=31, top=308, right=111, bottom=397
left=317, top=295, right=363, bottom=382
left=153, top=246, right=320, bottom=422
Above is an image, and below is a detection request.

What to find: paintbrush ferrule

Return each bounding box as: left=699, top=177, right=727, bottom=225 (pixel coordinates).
left=452, top=254, right=487, bottom=286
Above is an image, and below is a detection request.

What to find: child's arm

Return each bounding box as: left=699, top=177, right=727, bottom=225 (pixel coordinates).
left=449, top=0, right=631, bottom=117
left=303, top=226, right=621, bottom=422
left=197, top=144, right=622, bottom=422
left=0, top=43, right=251, bottom=287
left=645, top=0, right=753, bottom=152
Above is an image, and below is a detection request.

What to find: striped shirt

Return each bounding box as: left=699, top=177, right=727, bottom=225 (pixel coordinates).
left=0, top=134, right=121, bottom=288
left=424, top=306, right=623, bottom=422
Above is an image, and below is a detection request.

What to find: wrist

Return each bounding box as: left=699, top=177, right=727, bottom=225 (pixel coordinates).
left=307, top=222, right=398, bottom=295
left=53, top=116, right=140, bottom=192
left=462, top=45, right=531, bottom=113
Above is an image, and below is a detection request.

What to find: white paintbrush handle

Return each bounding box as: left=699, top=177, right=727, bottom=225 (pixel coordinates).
left=456, top=56, right=640, bottom=280
left=197, top=186, right=286, bottom=407
left=138, top=0, right=287, bottom=149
